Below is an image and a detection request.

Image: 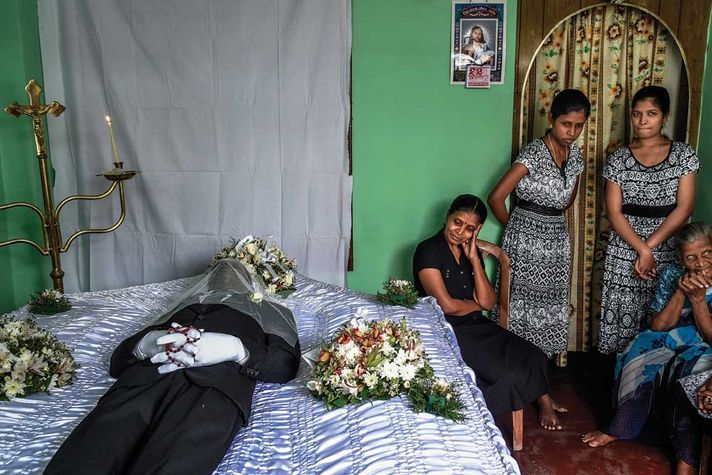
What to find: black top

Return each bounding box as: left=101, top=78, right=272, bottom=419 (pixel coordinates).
left=413, top=231, right=483, bottom=303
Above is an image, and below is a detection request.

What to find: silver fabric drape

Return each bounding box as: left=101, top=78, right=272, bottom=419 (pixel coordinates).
left=151, top=259, right=298, bottom=346
left=37, top=0, right=352, bottom=293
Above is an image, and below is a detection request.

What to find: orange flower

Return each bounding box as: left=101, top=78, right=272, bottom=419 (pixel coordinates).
left=319, top=350, right=331, bottom=363
left=608, top=83, right=622, bottom=99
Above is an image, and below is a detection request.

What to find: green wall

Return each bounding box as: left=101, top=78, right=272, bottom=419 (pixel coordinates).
left=692, top=18, right=712, bottom=224
left=0, top=0, right=50, bottom=313
left=349, top=1, right=517, bottom=292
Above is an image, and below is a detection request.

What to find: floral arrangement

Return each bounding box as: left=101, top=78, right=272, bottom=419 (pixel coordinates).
left=307, top=315, right=466, bottom=422
left=0, top=316, right=79, bottom=401
left=376, top=278, right=419, bottom=309
left=28, top=289, right=72, bottom=315
left=212, top=235, right=297, bottom=301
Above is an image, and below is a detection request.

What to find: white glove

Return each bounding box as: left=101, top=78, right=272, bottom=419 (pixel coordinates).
left=133, top=330, right=171, bottom=360
left=134, top=322, right=201, bottom=361
left=151, top=331, right=249, bottom=374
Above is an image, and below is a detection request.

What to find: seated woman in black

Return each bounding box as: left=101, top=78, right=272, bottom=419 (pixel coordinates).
left=413, top=194, right=566, bottom=429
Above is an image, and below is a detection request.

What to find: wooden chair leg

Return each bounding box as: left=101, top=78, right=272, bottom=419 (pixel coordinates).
left=512, top=409, right=523, bottom=451
left=699, top=432, right=710, bottom=475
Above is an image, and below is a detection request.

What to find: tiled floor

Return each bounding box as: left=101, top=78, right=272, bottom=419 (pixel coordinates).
left=496, top=352, right=675, bottom=475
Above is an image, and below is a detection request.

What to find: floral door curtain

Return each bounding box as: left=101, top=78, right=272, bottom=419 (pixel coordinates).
left=521, top=4, right=685, bottom=354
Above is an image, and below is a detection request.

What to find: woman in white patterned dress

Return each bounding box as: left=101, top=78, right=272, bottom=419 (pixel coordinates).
left=489, top=89, right=590, bottom=357
left=598, top=86, right=699, bottom=354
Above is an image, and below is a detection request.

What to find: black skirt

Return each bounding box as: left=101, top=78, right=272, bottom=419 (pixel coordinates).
left=446, top=311, right=549, bottom=415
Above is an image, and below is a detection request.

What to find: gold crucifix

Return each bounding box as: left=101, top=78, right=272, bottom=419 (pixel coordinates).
left=5, top=79, right=65, bottom=157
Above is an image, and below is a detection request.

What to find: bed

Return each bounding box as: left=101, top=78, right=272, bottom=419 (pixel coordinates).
left=0, top=274, right=520, bottom=474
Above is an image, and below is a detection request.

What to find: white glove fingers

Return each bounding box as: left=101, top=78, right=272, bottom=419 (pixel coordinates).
left=156, top=333, right=187, bottom=346
left=186, top=328, right=203, bottom=341
left=172, top=351, right=195, bottom=367
left=182, top=342, right=199, bottom=356
left=150, top=352, right=171, bottom=364
left=157, top=363, right=181, bottom=374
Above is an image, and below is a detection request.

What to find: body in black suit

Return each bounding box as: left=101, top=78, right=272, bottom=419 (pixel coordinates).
left=45, top=303, right=300, bottom=475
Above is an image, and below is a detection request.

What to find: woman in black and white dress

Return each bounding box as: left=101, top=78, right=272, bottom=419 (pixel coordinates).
left=598, top=86, right=699, bottom=354
left=488, top=89, right=590, bottom=358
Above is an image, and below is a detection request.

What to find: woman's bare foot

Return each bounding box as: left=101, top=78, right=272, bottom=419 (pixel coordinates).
left=675, top=459, right=695, bottom=475
left=580, top=431, right=617, bottom=447
left=538, top=394, right=563, bottom=430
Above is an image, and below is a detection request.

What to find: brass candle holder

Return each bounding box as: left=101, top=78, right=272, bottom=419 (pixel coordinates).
left=1, top=79, right=137, bottom=292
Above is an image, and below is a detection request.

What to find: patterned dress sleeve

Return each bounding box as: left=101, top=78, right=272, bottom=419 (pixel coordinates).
left=678, top=143, right=700, bottom=177
left=569, top=144, right=585, bottom=177
left=602, top=147, right=624, bottom=185
left=649, top=264, right=685, bottom=314
left=513, top=139, right=540, bottom=172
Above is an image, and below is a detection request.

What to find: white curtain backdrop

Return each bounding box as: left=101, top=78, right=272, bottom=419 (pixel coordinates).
left=38, top=0, right=352, bottom=292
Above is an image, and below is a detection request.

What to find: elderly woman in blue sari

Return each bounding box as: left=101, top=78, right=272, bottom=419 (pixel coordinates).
left=582, top=222, right=712, bottom=475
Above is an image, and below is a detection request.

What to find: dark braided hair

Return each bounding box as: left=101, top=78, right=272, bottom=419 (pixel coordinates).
left=447, top=194, right=488, bottom=223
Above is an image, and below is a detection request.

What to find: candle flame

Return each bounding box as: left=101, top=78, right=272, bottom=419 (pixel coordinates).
left=105, top=115, right=112, bottom=123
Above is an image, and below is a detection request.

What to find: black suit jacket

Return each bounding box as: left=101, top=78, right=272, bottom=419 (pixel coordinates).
left=108, top=303, right=300, bottom=422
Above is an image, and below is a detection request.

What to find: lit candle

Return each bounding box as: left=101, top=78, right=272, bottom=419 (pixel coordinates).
left=105, top=115, right=121, bottom=166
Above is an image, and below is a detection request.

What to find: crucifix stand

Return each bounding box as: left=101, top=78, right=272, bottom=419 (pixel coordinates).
left=2, top=79, right=137, bottom=292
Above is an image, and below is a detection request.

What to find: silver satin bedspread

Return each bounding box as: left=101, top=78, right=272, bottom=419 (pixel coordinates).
left=0, top=276, right=520, bottom=475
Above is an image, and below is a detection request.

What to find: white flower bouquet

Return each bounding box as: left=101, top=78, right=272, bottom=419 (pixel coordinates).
left=307, top=315, right=466, bottom=421
left=376, top=278, right=419, bottom=309
left=0, top=316, right=79, bottom=401
left=212, top=235, right=297, bottom=299
left=28, top=289, right=72, bottom=315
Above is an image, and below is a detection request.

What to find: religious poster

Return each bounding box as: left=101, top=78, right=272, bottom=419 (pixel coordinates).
left=450, top=1, right=506, bottom=85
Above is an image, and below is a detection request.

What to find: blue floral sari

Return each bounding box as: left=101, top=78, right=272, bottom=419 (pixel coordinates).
left=608, top=264, right=712, bottom=466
